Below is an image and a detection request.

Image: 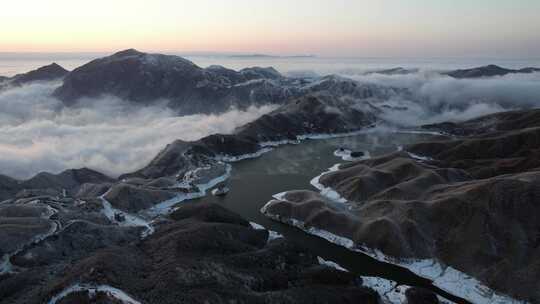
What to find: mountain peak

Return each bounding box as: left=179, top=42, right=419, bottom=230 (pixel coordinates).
left=446, top=64, right=513, bottom=78
left=112, top=48, right=144, bottom=57
left=36, top=62, right=68, bottom=74
left=8, top=62, right=69, bottom=86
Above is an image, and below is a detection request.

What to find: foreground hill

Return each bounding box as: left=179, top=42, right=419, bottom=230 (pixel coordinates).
left=262, top=109, right=540, bottom=303
left=1, top=199, right=380, bottom=304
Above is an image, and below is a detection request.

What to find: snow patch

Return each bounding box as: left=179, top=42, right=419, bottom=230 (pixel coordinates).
left=215, top=147, right=273, bottom=162
left=333, top=148, right=371, bottom=161
left=48, top=284, right=142, bottom=304
left=154, top=164, right=232, bottom=214
left=261, top=206, right=355, bottom=249
left=211, top=186, right=229, bottom=196
left=407, top=151, right=433, bottom=162
left=214, top=128, right=441, bottom=166
left=262, top=206, right=524, bottom=304
left=99, top=163, right=233, bottom=238
left=259, top=139, right=300, bottom=147
left=0, top=254, right=14, bottom=275
left=361, top=276, right=408, bottom=304
left=317, top=256, right=348, bottom=272
left=310, top=164, right=348, bottom=203
left=295, top=128, right=442, bottom=142
left=249, top=221, right=283, bottom=241
left=100, top=193, right=154, bottom=238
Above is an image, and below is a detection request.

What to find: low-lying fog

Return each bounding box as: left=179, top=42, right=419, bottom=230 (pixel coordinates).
left=347, top=71, right=540, bottom=125
left=0, top=82, right=276, bottom=179
left=1, top=70, right=539, bottom=179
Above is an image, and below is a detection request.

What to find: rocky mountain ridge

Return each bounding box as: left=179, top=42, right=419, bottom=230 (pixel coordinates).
left=2, top=50, right=540, bottom=303
left=262, top=109, right=540, bottom=303
left=53, top=49, right=305, bottom=113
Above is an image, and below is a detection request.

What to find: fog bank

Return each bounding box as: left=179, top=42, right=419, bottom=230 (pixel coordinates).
left=0, top=82, right=276, bottom=179
left=347, top=71, right=540, bottom=126
left=1, top=70, right=540, bottom=179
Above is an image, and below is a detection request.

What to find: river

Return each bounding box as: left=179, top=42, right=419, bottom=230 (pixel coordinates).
left=192, top=131, right=470, bottom=303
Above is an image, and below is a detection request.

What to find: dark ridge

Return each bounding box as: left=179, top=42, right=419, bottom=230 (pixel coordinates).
left=121, top=93, right=378, bottom=179
left=52, top=49, right=298, bottom=113
left=445, top=64, right=540, bottom=78
left=0, top=168, right=114, bottom=201
left=111, top=48, right=144, bottom=57
left=0, top=63, right=69, bottom=89
left=365, top=67, right=419, bottom=75
left=421, top=108, right=540, bottom=136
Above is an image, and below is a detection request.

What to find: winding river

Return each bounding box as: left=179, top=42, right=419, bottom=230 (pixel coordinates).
left=191, top=131, right=473, bottom=304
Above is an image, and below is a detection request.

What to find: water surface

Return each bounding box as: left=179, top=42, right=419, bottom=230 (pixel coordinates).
left=194, top=132, right=469, bottom=303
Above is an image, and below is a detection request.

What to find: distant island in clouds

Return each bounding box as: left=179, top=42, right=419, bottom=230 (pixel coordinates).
left=228, top=53, right=316, bottom=59
left=170, top=51, right=317, bottom=58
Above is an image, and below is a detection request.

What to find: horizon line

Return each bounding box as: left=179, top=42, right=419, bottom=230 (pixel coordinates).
left=1, top=50, right=540, bottom=61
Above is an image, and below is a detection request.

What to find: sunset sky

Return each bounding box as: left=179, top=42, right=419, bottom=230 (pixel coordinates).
left=1, top=0, right=539, bottom=57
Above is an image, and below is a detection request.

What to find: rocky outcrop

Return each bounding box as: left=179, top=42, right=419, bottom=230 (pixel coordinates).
left=445, top=64, right=540, bottom=79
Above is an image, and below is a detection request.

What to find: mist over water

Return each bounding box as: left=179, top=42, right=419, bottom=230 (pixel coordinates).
left=1, top=55, right=540, bottom=179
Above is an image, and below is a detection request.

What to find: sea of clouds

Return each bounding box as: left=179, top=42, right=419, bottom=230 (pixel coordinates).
left=0, top=82, right=276, bottom=179
left=1, top=69, right=539, bottom=179
left=342, top=70, right=540, bottom=126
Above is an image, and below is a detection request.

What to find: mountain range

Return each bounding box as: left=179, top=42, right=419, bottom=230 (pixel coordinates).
left=1, top=50, right=540, bottom=304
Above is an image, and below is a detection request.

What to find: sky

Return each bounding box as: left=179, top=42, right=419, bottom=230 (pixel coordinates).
left=0, top=0, right=539, bottom=57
